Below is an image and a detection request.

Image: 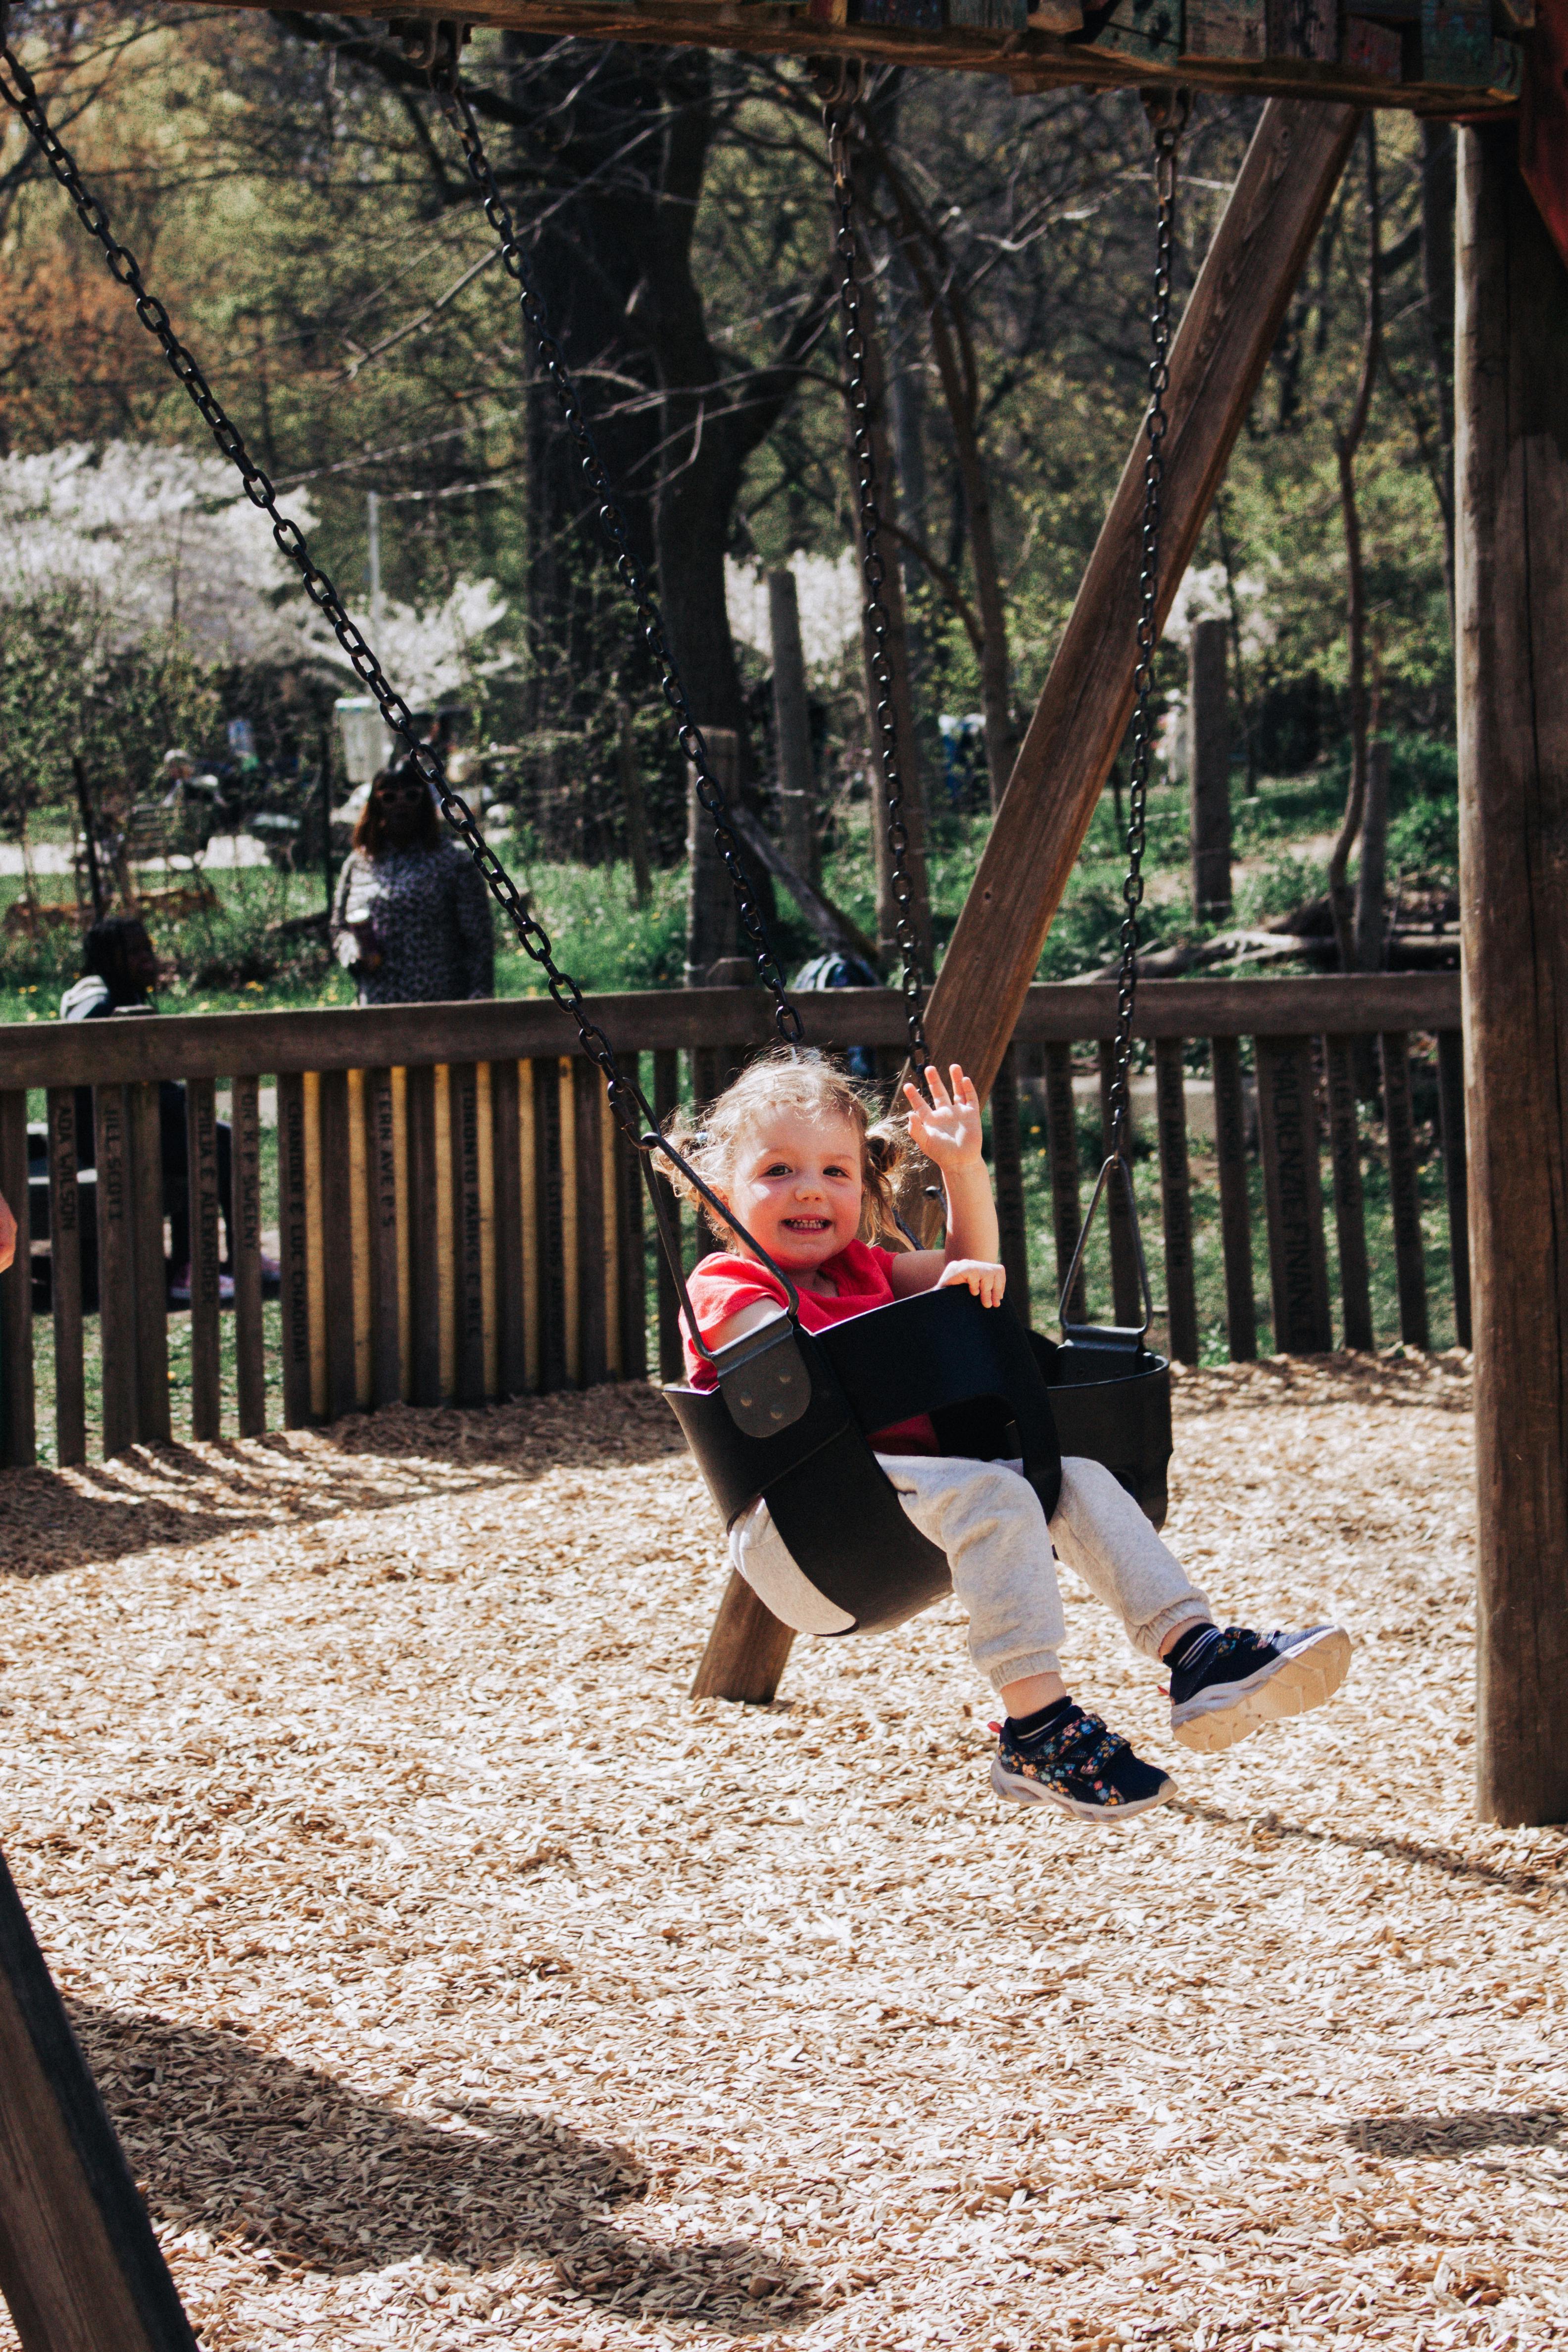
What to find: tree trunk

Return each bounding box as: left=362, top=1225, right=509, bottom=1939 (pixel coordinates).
left=837, top=166, right=932, bottom=973
left=1353, top=734, right=1388, bottom=972
left=1326, top=117, right=1382, bottom=977
left=505, top=37, right=663, bottom=746
left=1456, top=123, right=1568, bottom=1828
left=616, top=700, right=652, bottom=907
left=1421, top=121, right=1457, bottom=625
left=1188, top=616, right=1232, bottom=920
left=886, top=242, right=942, bottom=801
left=686, top=727, right=740, bottom=984
left=768, top=570, right=819, bottom=887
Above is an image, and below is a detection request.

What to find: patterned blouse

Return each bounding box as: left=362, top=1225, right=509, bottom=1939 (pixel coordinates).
left=331, top=839, right=495, bottom=1005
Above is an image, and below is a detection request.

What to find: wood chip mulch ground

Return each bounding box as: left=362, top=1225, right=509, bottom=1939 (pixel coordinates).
left=3, top=1353, right=1566, bottom=2352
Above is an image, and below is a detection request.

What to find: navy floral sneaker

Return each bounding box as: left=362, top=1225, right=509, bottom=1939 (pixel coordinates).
left=1167, top=1623, right=1352, bottom=1754
left=990, top=1702, right=1176, bottom=1823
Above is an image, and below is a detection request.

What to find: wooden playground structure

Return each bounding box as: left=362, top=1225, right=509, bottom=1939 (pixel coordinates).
left=0, top=0, right=1564, bottom=2338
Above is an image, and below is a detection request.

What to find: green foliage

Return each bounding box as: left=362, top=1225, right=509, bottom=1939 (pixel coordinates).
left=0, top=592, right=221, bottom=839
left=500, top=857, right=688, bottom=996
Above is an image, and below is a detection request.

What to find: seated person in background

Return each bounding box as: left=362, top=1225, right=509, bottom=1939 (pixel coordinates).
left=332, top=759, right=493, bottom=1006
left=60, top=918, right=279, bottom=1305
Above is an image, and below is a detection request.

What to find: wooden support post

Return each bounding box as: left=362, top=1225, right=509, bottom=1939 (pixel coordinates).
left=1323, top=1033, right=1374, bottom=1350
left=126, top=1083, right=170, bottom=1445
left=1210, top=1036, right=1258, bottom=1362
left=531, top=1058, right=568, bottom=1394
left=94, top=1087, right=136, bottom=1460
left=1254, top=1035, right=1332, bottom=1354
left=1188, top=616, right=1232, bottom=921
left=573, top=1060, right=609, bottom=1389
left=46, top=1090, right=86, bottom=1470
left=1436, top=1028, right=1471, bottom=1350
left=0, top=1092, right=33, bottom=1469
left=652, top=1048, right=684, bottom=1383
left=1153, top=1038, right=1199, bottom=1364
left=318, top=1068, right=358, bottom=1423
left=923, top=100, right=1360, bottom=1097
left=689, top=1572, right=795, bottom=1707
left=277, top=1072, right=314, bottom=1428
left=990, top=1045, right=1030, bottom=1325
left=769, top=570, right=819, bottom=887
left=364, top=1068, right=402, bottom=1410
left=1456, top=123, right=1568, bottom=1824
left=449, top=1063, right=486, bottom=1408
left=490, top=1060, right=528, bottom=1401
left=0, top=1840, right=201, bottom=2352
left=615, top=1092, right=647, bottom=1381
left=1379, top=1031, right=1430, bottom=1350
left=230, top=1077, right=266, bottom=1438
left=1042, top=1043, right=1084, bottom=1323
left=1097, top=1042, right=1141, bottom=1327
left=185, top=1077, right=222, bottom=1441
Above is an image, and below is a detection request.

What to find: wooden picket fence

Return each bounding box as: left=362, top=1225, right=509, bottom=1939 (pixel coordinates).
left=0, top=972, right=1465, bottom=1468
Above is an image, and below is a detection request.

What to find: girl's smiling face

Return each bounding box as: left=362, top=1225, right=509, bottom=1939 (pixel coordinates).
left=720, top=1110, right=866, bottom=1275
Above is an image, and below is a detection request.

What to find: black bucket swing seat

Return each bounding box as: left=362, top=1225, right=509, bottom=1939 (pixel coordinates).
left=656, top=1142, right=1172, bottom=1641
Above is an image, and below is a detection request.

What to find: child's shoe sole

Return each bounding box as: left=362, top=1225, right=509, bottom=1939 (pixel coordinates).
left=1171, top=1625, right=1351, bottom=1753
left=989, top=1754, right=1176, bottom=1822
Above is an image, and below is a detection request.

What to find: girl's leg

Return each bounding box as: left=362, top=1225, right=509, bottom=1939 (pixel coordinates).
left=1047, top=1456, right=1213, bottom=1662
left=727, top=1453, right=1066, bottom=1694
left=877, top=1454, right=1068, bottom=1697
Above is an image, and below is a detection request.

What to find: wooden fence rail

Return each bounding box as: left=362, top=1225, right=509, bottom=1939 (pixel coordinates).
left=0, top=974, right=1465, bottom=1467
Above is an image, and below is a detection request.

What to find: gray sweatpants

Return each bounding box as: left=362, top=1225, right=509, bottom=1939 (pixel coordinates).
left=729, top=1452, right=1213, bottom=1691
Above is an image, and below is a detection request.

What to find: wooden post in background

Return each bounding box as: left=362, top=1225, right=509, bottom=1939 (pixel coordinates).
left=1456, top=123, right=1568, bottom=1826
left=1189, top=616, right=1232, bottom=922
left=0, top=1093, right=33, bottom=1469
left=46, top=1090, right=86, bottom=1469
left=769, top=570, right=819, bottom=888
left=686, top=728, right=741, bottom=986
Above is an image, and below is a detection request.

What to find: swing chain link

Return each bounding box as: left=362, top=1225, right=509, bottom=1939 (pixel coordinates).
left=817, top=65, right=932, bottom=1079
left=1106, top=88, right=1190, bottom=1167
left=431, top=49, right=804, bottom=1052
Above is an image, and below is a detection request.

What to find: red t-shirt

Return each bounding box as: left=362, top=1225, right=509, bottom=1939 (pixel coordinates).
left=682, top=1239, right=938, bottom=1454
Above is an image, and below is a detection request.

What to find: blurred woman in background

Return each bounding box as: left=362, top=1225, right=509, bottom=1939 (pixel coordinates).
left=331, top=759, right=493, bottom=1005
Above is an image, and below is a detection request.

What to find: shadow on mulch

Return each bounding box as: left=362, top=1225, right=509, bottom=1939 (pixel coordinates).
left=1348, top=2108, right=1566, bottom=2158
left=1178, top=1799, right=1568, bottom=1901
left=77, top=2002, right=812, bottom=2320
left=0, top=1383, right=690, bottom=1584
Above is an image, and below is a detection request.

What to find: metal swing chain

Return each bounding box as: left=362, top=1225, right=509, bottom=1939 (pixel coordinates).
left=1105, top=89, right=1189, bottom=1168
left=0, top=34, right=675, bottom=1137
left=821, top=72, right=931, bottom=1078
left=430, top=52, right=804, bottom=1052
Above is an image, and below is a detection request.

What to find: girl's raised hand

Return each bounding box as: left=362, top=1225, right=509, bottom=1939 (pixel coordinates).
left=936, top=1258, right=1007, bottom=1308
left=903, top=1064, right=983, bottom=1171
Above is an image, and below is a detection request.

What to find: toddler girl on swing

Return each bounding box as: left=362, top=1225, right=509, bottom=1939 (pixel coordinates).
left=671, top=1050, right=1351, bottom=1824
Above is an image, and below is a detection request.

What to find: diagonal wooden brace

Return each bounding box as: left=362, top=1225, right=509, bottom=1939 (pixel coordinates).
left=690, top=95, right=1359, bottom=1708
left=0, top=1844, right=199, bottom=2352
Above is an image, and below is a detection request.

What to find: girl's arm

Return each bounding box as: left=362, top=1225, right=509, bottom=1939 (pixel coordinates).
left=885, top=1065, right=1004, bottom=1304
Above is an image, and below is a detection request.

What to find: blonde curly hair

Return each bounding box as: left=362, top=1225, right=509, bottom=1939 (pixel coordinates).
left=662, top=1047, right=915, bottom=1248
